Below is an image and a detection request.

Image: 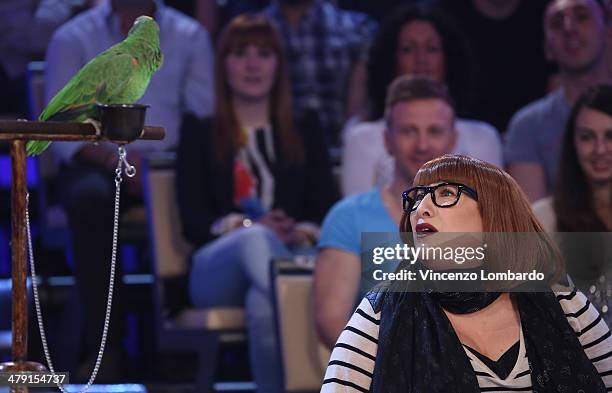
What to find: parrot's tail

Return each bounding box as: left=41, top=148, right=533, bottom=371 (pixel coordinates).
left=26, top=140, right=51, bottom=157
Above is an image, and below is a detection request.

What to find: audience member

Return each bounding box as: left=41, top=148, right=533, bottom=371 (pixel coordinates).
left=440, top=0, right=553, bottom=131
left=342, top=4, right=501, bottom=196
left=505, top=0, right=610, bottom=202
left=337, top=0, right=425, bottom=22
left=192, top=0, right=270, bottom=37
left=163, top=0, right=270, bottom=37
left=532, top=84, right=612, bottom=325
left=0, top=0, right=91, bottom=118
left=322, top=155, right=612, bottom=392
left=44, top=0, right=214, bottom=377
left=533, top=85, right=612, bottom=232
left=264, top=0, right=376, bottom=148
left=176, top=15, right=338, bottom=393
left=315, top=76, right=456, bottom=348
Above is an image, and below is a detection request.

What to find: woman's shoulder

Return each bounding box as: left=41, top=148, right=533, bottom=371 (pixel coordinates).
left=323, top=295, right=380, bottom=393
left=532, top=196, right=554, bottom=210
left=553, top=287, right=612, bottom=365
left=554, top=288, right=602, bottom=332
left=364, top=282, right=392, bottom=314
left=358, top=296, right=381, bottom=320
left=532, top=197, right=556, bottom=233
left=181, top=113, right=214, bottom=131
left=554, top=287, right=586, bottom=308
left=456, top=118, right=499, bottom=138
left=343, top=119, right=386, bottom=139
left=179, top=113, right=215, bottom=144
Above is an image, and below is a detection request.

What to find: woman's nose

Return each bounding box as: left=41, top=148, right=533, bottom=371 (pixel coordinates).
left=245, top=52, right=260, bottom=68
left=414, top=48, right=428, bottom=65
left=246, top=58, right=258, bottom=68
left=415, top=193, right=434, bottom=217
left=595, top=136, right=611, bottom=154
left=416, top=134, right=430, bottom=152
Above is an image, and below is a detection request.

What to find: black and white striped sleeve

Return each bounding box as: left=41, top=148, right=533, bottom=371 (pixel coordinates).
left=557, top=289, right=612, bottom=388
left=320, top=298, right=380, bottom=392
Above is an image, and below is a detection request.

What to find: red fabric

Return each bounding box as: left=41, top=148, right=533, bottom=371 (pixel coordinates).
left=233, top=159, right=256, bottom=206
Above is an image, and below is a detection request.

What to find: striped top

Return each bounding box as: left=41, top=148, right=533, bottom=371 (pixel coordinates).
left=321, top=290, right=612, bottom=392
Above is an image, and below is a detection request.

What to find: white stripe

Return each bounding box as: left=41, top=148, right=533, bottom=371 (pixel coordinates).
left=245, top=126, right=275, bottom=209
left=322, top=291, right=612, bottom=392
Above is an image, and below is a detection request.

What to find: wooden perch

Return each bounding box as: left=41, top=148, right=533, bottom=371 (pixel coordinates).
left=0, top=119, right=164, bottom=391
left=0, top=120, right=164, bottom=142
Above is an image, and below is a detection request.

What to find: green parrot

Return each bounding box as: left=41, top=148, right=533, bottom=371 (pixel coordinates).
left=26, top=15, right=164, bottom=156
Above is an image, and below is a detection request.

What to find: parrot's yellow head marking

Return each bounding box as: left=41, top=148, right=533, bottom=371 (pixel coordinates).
left=128, top=15, right=159, bottom=37
left=135, top=15, right=154, bottom=23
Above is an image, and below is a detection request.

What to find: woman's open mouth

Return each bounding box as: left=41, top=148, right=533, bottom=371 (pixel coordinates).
left=415, top=222, right=438, bottom=238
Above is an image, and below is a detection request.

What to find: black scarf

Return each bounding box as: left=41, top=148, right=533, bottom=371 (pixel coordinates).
left=430, top=291, right=502, bottom=314
left=369, top=288, right=606, bottom=393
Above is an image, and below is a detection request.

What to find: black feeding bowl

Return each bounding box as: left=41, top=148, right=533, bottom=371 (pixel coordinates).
left=97, top=103, right=149, bottom=142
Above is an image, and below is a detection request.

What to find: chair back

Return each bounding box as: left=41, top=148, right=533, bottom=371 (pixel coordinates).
left=272, top=258, right=330, bottom=392
left=26, top=61, right=46, bottom=121
left=142, top=153, right=192, bottom=335
left=144, top=153, right=246, bottom=337
left=143, top=153, right=192, bottom=279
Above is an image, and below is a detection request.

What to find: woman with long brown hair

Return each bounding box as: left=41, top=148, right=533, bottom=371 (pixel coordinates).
left=176, top=14, right=338, bottom=393
left=533, top=84, right=612, bottom=325
left=341, top=3, right=502, bottom=196
left=322, top=155, right=612, bottom=392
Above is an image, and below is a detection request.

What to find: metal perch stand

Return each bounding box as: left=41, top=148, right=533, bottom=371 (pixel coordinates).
left=0, top=120, right=164, bottom=392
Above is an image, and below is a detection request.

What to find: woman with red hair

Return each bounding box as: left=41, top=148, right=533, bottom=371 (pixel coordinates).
left=322, top=155, right=612, bottom=392
left=177, top=14, right=338, bottom=392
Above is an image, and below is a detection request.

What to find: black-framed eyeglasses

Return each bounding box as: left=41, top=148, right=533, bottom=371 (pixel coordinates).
left=402, top=182, right=478, bottom=212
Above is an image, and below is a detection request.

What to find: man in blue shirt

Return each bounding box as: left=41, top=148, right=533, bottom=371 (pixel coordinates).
left=42, top=0, right=214, bottom=378
left=314, top=76, right=457, bottom=348
left=505, top=0, right=610, bottom=202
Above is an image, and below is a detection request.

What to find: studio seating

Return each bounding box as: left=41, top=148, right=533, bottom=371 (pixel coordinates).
left=142, top=153, right=246, bottom=392
left=272, top=258, right=330, bottom=392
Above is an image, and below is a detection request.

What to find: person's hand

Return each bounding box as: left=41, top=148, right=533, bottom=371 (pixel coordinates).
left=286, top=228, right=311, bottom=247
left=258, top=209, right=295, bottom=244
left=286, top=222, right=320, bottom=247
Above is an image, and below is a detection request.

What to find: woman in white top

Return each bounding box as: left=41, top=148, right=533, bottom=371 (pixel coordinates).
left=533, top=84, right=612, bottom=233
left=341, top=4, right=502, bottom=196
left=533, top=84, right=612, bottom=326
left=323, top=155, right=612, bottom=392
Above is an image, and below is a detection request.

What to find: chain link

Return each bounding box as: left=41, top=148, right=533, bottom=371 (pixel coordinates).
left=119, top=146, right=136, bottom=178
left=27, top=145, right=133, bottom=393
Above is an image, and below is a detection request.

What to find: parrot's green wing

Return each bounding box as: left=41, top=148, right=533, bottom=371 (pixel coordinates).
left=26, top=50, right=144, bottom=156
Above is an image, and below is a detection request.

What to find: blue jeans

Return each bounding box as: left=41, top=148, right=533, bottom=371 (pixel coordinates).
left=190, top=224, right=292, bottom=393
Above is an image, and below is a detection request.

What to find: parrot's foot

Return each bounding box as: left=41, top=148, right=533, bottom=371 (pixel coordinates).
left=83, top=118, right=103, bottom=136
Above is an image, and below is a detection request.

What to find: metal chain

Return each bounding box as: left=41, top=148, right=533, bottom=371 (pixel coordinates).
left=27, top=145, right=133, bottom=392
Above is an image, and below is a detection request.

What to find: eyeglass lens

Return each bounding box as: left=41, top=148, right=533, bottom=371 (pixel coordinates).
left=407, top=184, right=460, bottom=211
